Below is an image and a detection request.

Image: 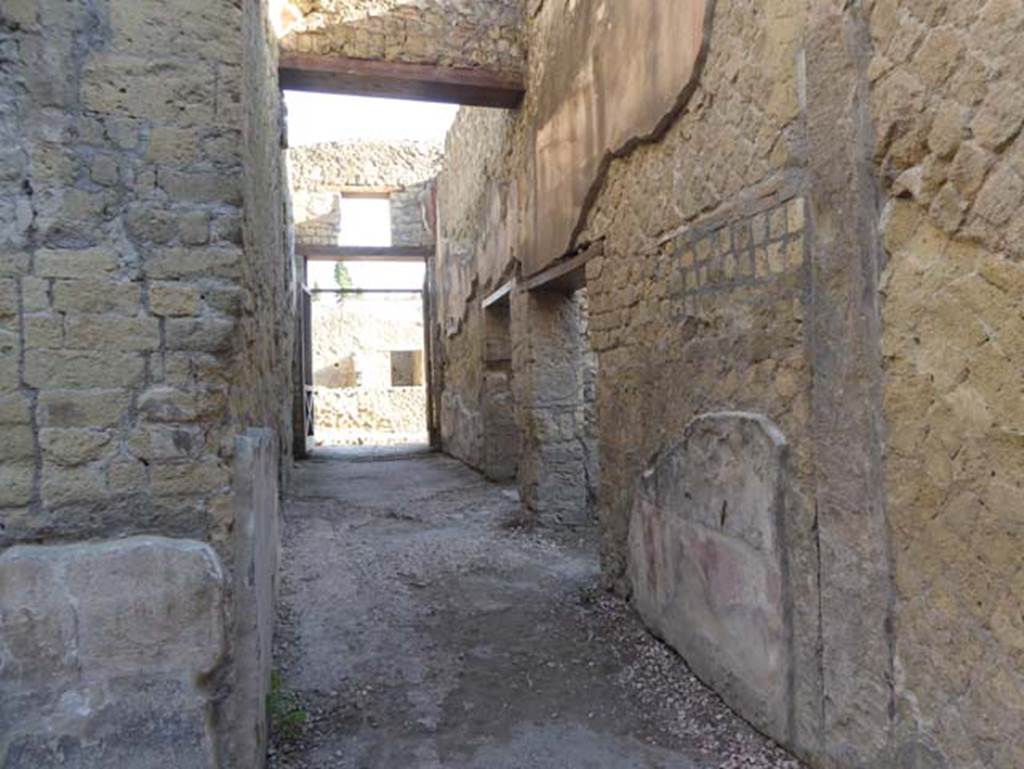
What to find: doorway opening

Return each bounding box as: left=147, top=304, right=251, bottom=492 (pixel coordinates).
left=285, top=91, right=456, bottom=453
left=308, top=260, right=429, bottom=448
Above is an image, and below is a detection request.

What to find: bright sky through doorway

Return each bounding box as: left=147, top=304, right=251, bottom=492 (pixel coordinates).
left=284, top=92, right=459, bottom=145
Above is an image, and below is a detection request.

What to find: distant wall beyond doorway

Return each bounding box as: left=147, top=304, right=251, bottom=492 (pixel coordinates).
left=312, top=295, right=427, bottom=445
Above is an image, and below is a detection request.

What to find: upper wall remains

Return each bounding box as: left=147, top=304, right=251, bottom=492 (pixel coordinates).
left=278, top=0, right=525, bottom=75
left=288, top=140, right=442, bottom=190
left=288, top=140, right=442, bottom=248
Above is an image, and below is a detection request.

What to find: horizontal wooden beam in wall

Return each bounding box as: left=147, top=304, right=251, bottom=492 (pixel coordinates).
left=481, top=280, right=514, bottom=309
left=280, top=53, right=525, bottom=109
left=521, top=241, right=604, bottom=294
left=298, top=245, right=433, bottom=262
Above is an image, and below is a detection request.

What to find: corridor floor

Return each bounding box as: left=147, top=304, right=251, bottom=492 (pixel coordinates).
left=269, top=452, right=805, bottom=769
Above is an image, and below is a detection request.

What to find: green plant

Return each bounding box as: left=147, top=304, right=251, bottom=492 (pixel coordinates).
left=267, top=670, right=307, bottom=742
left=334, top=261, right=353, bottom=304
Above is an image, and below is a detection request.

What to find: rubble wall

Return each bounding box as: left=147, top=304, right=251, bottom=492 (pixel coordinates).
left=278, top=0, right=525, bottom=76
left=870, top=2, right=1024, bottom=767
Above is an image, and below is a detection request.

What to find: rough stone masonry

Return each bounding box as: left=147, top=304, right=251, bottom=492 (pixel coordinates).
left=428, top=1, right=1024, bottom=768
left=1, top=1, right=1022, bottom=769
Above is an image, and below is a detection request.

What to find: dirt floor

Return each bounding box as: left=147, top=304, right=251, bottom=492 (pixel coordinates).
left=270, top=451, right=806, bottom=769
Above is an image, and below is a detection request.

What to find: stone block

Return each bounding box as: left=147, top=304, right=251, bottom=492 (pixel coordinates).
left=628, top=412, right=791, bottom=743
left=124, top=204, right=178, bottom=244
left=137, top=385, right=226, bottom=423
left=151, top=457, right=229, bottom=496
left=0, top=278, right=17, bottom=319
left=159, top=168, right=242, bottom=205
left=0, top=462, right=34, bottom=507
left=35, top=248, right=119, bottom=279
left=106, top=455, right=148, bottom=493
left=180, top=212, right=211, bottom=245
left=127, top=424, right=203, bottom=460
left=37, top=389, right=130, bottom=428
left=39, top=428, right=113, bottom=466
left=65, top=314, right=160, bottom=352
left=146, top=126, right=198, bottom=164
left=0, top=537, right=225, bottom=768
left=149, top=282, right=201, bottom=317
left=21, top=277, right=50, bottom=312
left=0, top=392, right=32, bottom=424
left=90, top=155, right=119, bottom=186
left=0, top=333, right=21, bottom=392
left=82, top=54, right=216, bottom=126
left=23, top=314, right=63, bottom=348
left=52, top=279, right=142, bottom=315
left=0, top=425, right=36, bottom=462
left=165, top=317, right=236, bottom=353
left=24, top=350, right=146, bottom=388
left=41, top=463, right=107, bottom=508
left=143, top=246, right=242, bottom=280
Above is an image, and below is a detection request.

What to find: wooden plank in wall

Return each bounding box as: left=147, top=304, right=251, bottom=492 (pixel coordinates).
left=298, top=244, right=433, bottom=262
left=280, top=53, right=525, bottom=109
left=521, top=241, right=604, bottom=294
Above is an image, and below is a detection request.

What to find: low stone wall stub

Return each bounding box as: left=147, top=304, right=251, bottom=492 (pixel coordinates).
left=628, top=412, right=791, bottom=744
left=0, top=536, right=227, bottom=768
left=225, top=428, right=280, bottom=768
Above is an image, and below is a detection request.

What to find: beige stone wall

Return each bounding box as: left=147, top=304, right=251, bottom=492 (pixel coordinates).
left=287, top=140, right=441, bottom=248
left=0, top=1, right=291, bottom=764
left=870, top=2, right=1024, bottom=766
left=315, top=385, right=426, bottom=436
left=279, top=0, right=525, bottom=75
left=288, top=140, right=442, bottom=191
left=0, top=0, right=289, bottom=547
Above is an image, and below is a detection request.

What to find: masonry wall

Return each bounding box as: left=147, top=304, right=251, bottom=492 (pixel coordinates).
left=0, top=1, right=291, bottom=765
left=287, top=139, right=440, bottom=248
left=279, top=0, right=524, bottom=76
left=430, top=0, right=1024, bottom=767
left=869, top=3, right=1024, bottom=767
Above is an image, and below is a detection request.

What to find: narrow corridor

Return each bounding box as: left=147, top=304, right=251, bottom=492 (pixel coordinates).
left=269, top=452, right=805, bottom=769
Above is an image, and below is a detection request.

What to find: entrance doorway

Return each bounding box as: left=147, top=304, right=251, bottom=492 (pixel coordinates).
left=285, top=91, right=456, bottom=454
left=307, top=261, right=429, bottom=449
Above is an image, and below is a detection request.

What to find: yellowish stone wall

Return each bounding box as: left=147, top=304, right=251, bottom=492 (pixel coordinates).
left=870, top=1, right=1024, bottom=766
left=279, top=0, right=525, bottom=74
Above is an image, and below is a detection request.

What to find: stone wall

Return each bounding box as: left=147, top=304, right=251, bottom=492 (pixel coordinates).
left=278, top=0, right=525, bottom=76
left=429, top=0, right=1024, bottom=767
left=315, top=385, right=426, bottom=436
left=870, top=2, right=1024, bottom=767
left=0, top=1, right=291, bottom=765
left=311, top=297, right=426, bottom=443
left=287, top=140, right=440, bottom=248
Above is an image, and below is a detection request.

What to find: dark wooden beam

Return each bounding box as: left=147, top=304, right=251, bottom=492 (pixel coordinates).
left=298, top=244, right=433, bottom=262
left=280, top=53, right=525, bottom=109
left=521, top=241, right=604, bottom=294
left=311, top=288, right=422, bottom=295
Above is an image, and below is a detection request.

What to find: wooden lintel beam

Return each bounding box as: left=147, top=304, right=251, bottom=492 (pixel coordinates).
left=280, top=53, right=525, bottom=109
left=481, top=280, right=514, bottom=309
left=521, top=241, right=604, bottom=294
left=298, top=244, right=433, bottom=262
